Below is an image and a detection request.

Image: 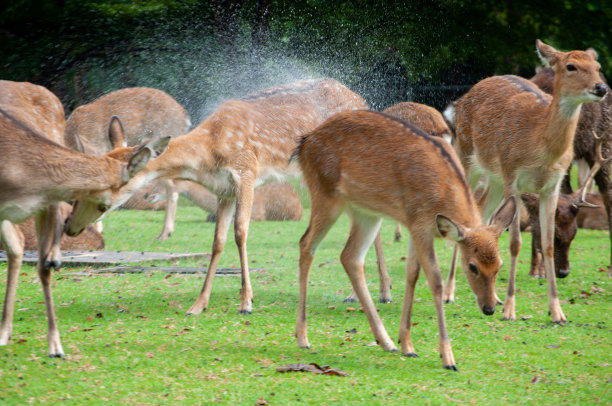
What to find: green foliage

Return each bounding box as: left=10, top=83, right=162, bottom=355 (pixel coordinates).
left=0, top=207, right=610, bottom=403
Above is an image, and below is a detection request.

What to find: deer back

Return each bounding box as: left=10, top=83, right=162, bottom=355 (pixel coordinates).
left=383, top=101, right=453, bottom=141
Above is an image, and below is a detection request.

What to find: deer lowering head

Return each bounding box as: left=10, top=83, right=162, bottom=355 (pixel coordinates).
left=65, top=78, right=368, bottom=315
left=448, top=40, right=607, bottom=324
left=293, top=110, right=515, bottom=370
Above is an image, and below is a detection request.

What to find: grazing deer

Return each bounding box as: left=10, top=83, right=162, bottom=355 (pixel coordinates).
left=64, top=87, right=191, bottom=239
left=531, top=65, right=612, bottom=276
left=64, top=78, right=369, bottom=315
left=382, top=101, right=454, bottom=242
left=576, top=193, right=609, bottom=230
left=0, top=83, right=169, bottom=356
left=293, top=110, right=515, bottom=370
left=447, top=40, right=608, bottom=323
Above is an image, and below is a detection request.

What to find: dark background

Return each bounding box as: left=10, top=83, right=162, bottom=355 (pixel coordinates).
left=1, top=0, right=610, bottom=125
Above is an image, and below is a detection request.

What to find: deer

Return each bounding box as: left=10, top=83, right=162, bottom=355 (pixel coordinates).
left=64, top=78, right=373, bottom=315
left=381, top=101, right=454, bottom=242
left=64, top=87, right=191, bottom=239
left=143, top=180, right=303, bottom=222
left=0, top=82, right=170, bottom=357
left=445, top=40, right=608, bottom=323
left=292, top=109, right=516, bottom=370
left=531, top=65, right=612, bottom=276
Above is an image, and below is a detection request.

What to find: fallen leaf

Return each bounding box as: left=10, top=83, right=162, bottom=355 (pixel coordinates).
left=545, top=345, right=560, bottom=349
left=346, top=328, right=357, bottom=334
left=531, top=376, right=540, bottom=384
left=276, top=362, right=348, bottom=376
left=256, top=398, right=269, bottom=405
left=591, top=285, right=605, bottom=294
left=146, top=352, right=154, bottom=358
left=520, top=315, right=533, bottom=320
left=346, top=307, right=356, bottom=312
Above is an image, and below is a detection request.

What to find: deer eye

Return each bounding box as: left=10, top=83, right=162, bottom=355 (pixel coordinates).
left=566, top=64, right=577, bottom=72
left=468, top=263, right=479, bottom=275
left=98, top=203, right=110, bottom=212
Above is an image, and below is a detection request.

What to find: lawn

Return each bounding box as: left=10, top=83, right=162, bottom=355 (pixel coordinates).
left=0, top=204, right=610, bottom=405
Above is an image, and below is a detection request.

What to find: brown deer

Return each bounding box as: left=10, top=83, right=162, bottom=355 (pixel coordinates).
left=293, top=110, right=515, bottom=370
left=64, top=87, right=191, bottom=239
left=382, top=101, right=454, bottom=242
left=143, top=180, right=303, bottom=221
left=65, top=78, right=370, bottom=315
left=0, top=83, right=169, bottom=356
left=576, top=193, right=609, bottom=230
left=447, top=40, right=607, bottom=323
left=531, top=65, right=612, bottom=276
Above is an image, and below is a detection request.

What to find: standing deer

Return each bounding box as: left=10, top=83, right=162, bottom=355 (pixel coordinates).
left=447, top=40, right=608, bottom=323
left=64, top=78, right=370, bottom=315
left=64, top=87, right=191, bottom=239
left=0, top=82, right=169, bottom=356
left=531, top=65, right=612, bottom=276
left=293, top=110, right=515, bottom=370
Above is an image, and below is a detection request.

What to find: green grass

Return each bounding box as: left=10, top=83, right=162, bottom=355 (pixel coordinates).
left=1, top=206, right=610, bottom=405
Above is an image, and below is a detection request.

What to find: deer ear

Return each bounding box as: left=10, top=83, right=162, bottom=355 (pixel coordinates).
left=536, top=39, right=560, bottom=67
left=108, top=116, right=127, bottom=149
left=123, top=136, right=171, bottom=182
left=489, top=195, right=517, bottom=234
left=586, top=47, right=599, bottom=60
left=436, top=214, right=465, bottom=242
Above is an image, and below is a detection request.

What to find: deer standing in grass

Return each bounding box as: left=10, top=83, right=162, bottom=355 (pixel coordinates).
left=64, top=87, right=191, bottom=239
left=0, top=81, right=169, bottom=356
left=447, top=40, right=608, bottom=323
left=65, top=78, right=369, bottom=315
left=293, top=110, right=516, bottom=370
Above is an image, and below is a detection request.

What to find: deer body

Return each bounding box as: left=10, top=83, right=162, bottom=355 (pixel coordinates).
left=65, top=78, right=368, bottom=315
left=293, top=110, right=515, bottom=370
left=65, top=87, right=191, bottom=239
left=0, top=87, right=169, bottom=357
left=450, top=40, right=607, bottom=322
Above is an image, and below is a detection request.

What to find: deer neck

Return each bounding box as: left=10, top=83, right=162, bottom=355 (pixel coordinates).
left=540, top=94, right=581, bottom=164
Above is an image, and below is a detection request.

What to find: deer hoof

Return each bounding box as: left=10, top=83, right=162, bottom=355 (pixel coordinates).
left=403, top=352, right=418, bottom=358
left=238, top=309, right=252, bottom=315
left=378, top=298, right=392, bottom=304
left=444, top=364, right=458, bottom=371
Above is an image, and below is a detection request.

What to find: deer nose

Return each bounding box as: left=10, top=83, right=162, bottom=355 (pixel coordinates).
left=594, top=83, right=608, bottom=97
left=482, top=305, right=496, bottom=315
left=556, top=268, right=570, bottom=278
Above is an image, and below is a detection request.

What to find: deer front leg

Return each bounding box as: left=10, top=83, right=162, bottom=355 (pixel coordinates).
left=156, top=179, right=179, bottom=241
left=341, top=212, right=396, bottom=352
left=540, top=192, right=567, bottom=323
left=0, top=221, right=24, bottom=346
left=35, top=208, right=64, bottom=357
left=503, top=191, right=522, bottom=321
left=187, top=197, right=235, bottom=315
left=443, top=245, right=458, bottom=303
left=399, top=237, right=420, bottom=357
left=234, top=176, right=256, bottom=314
left=344, top=230, right=392, bottom=304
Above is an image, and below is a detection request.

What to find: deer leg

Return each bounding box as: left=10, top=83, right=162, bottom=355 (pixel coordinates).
left=233, top=177, right=257, bottom=314
left=35, top=208, right=64, bottom=357
left=398, top=236, right=420, bottom=357
left=593, top=166, right=612, bottom=276
left=540, top=191, right=567, bottom=323
left=187, top=197, right=235, bottom=315
left=416, top=235, right=457, bottom=370
left=156, top=179, right=179, bottom=241
left=296, top=196, right=344, bottom=349
left=343, top=230, right=391, bottom=304
left=443, top=245, right=458, bottom=303
left=341, top=210, right=396, bottom=352
left=394, top=223, right=402, bottom=242
left=0, top=221, right=24, bottom=346
left=502, top=190, right=522, bottom=321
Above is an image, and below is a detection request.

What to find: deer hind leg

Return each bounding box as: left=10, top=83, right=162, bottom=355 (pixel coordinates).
left=394, top=223, right=402, bottom=242
left=502, top=191, right=521, bottom=321
left=416, top=234, right=457, bottom=370
left=344, top=230, right=392, bottom=304
left=233, top=177, right=258, bottom=314
left=296, top=196, right=344, bottom=349
left=540, top=191, right=567, bottom=323
left=156, top=179, right=179, bottom=241
left=398, top=235, right=420, bottom=357
left=35, top=207, right=64, bottom=357
left=187, top=197, right=236, bottom=315
left=443, top=245, right=458, bottom=303
left=0, top=221, right=24, bottom=346
left=341, top=210, right=396, bottom=352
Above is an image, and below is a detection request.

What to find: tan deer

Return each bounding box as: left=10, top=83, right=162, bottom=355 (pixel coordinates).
left=64, top=87, right=191, bottom=239
left=446, top=40, right=608, bottom=323
left=0, top=81, right=170, bottom=357
left=64, top=78, right=369, bottom=315
left=293, top=110, right=516, bottom=370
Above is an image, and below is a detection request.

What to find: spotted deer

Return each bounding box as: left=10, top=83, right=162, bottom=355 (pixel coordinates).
left=64, top=87, right=191, bottom=239
left=447, top=40, right=608, bottom=323
left=293, top=110, right=516, bottom=370
left=0, top=81, right=169, bottom=357
left=64, top=78, right=370, bottom=315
